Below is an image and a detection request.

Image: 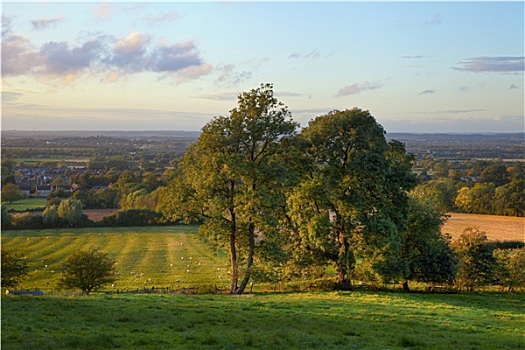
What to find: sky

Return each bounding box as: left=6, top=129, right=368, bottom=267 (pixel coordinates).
left=2, top=1, right=524, bottom=133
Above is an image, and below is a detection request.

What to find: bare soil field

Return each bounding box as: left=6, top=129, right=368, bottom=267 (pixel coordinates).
left=83, top=209, right=118, bottom=222
left=442, top=213, right=524, bottom=242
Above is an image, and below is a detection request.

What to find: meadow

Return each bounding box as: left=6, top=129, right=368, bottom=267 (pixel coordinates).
left=1, top=226, right=230, bottom=292
left=2, top=225, right=524, bottom=349
left=4, top=197, right=47, bottom=211
left=2, top=291, right=523, bottom=349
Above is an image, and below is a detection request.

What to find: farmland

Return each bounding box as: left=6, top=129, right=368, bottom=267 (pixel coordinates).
left=1, top=226, right=230, bottom=292
left=2, top=225, right=524, bottom=350
left=443, top=213, right=525, bottom=242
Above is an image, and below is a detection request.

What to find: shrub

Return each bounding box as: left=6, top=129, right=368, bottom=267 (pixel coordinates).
left=59, top=247, right=117, bottom=295
left=99, top=209, right=163, bottom=227
left=1, top=249, right=29, bottom=289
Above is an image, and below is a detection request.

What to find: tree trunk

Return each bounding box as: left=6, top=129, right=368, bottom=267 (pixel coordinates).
left=229, top=210, right=238, bottom=294
left=234, top=222, right=256, bottom=294
left=401, top=280, right=410, bottom=292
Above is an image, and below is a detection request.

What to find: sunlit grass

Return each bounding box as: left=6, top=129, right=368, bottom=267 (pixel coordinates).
left=3, top=198, right=47, bottom=211
left=1, top=225, right=230, bottom=291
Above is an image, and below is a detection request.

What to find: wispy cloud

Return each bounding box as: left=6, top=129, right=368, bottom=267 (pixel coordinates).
left=31, top=16, right=65, bottom=30
left=2, top=91, right=23, bottom=102
left=425, top=14, right=443, bottom=26
left=215, top=63, right=251, bottom=86
left=288, top=49, right=321, bottom=59
left=400, top=55, right=424, bottom=59
left=143, top=11, right=180, bottom=25
left=418, top=89, right=435, bottom=95
left=2, top=15, right=14, bottom=36
left=431, top=108, right=487, bottom=114
left=453, top=56, right=525, bottom=73
left=509, top=84, right=519, bottom=90
left=93, top=3, right=112, bottom=20
left=193, top=92, right=238, bottom=101
left=335, top=81, right=383, bottom=97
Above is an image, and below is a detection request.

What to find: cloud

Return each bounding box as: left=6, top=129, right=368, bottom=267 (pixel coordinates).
left=2, top=91, right=23, bottom=102
left=453, top=56, right=525, bottom=73
left=193, top=92, right=239, bottom=101
left=143, top=11, right=180, bottom=25
left=431, top=109, right=487, bottom=114
left=215, top=63, right=251, bottom=86
left=400, top=55, right=424, bottom=59
left=418, top=89, right=435, bottom=95
left=335, top=81, right=383, bottom=97
left=2, top=15, right=14, bottom=36
left=425, top=14, right=444, bottom=26
left=288, top=49, right=321, bottom=59
left=1, top=34, right=40, bottom=76
left=93, top=3, right=112, bottom=20
left=110, top=32, right=150, bottom=72
left=31, top=17, right=65, bottom=30
left=509, top=84, right=518, bottom=90
left=39, top=39, right=104, bottom=75
left=1, top=30, right=211, bottom=83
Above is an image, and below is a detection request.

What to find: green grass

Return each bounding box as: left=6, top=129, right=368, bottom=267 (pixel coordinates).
left=3, top=198, right=47, bottom=211
left=1, top=225, right=230, bottom=291
left=2, top=292, right=523, bottom=350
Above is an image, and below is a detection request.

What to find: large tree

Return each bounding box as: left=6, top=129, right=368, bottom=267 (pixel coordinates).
left=163, top=84, right=299, bottom=294
left=287, top=109, right=416, bottom=287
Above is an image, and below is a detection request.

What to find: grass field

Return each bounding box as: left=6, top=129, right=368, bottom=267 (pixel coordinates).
left=2, top=291, right=523, bottom=350
left=442, top=213, right=524, bottom=242
left=3, top=198, right=47, bottom=211
left=1, top=226, right=231, bottom=292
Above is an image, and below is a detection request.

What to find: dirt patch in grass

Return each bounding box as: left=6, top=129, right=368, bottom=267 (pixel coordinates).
left=83, top=209, right=118, bottom=222
left=442, top=213, right=524, bottom=242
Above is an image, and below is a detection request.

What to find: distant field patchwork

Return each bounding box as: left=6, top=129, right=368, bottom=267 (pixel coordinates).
left=442, top=213, right=524, bottom=242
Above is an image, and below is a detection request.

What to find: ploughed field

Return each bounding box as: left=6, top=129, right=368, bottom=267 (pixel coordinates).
left=442, top=213, right=525, bottom=242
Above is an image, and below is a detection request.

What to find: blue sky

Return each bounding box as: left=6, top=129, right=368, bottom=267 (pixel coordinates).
left=2, top=1, right=524, bottom=133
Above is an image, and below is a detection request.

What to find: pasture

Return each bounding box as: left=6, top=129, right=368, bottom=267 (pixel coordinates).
left=2, top=291, right=524, bottom=349
left=3, top=198, right=47, bottom=211
left=1, top=226, right=230, bottom=292
left=443, top=213, right=525, bottom=242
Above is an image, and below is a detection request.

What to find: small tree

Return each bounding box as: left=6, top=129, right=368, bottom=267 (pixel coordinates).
left=60, top=247, right=117, bottom=295
left=453, top=227, right=498, bottom=291
left=1, top=183, right=24, bottom=203
left=494, top=247, right=525, bottom=292
left=1, top=249, right=29, bottom=289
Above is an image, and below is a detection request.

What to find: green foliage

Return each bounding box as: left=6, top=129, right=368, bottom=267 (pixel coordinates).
left=453, top=227, right=498, bottom=290
left=170, top=83, right=299, bottom=294
left=494, top=179, right=525, bottom=217
left=1, top=183, right=24, bottom=203
left=1, top=249, right=29, bottom=289
left=400, top=185, right=457, bottom=289
left=493, top=247, right=525, bottom=291
left=99, top=209, right=163, bottom=226
left=42, top=199, right=90, bottom=228
left=59, top=247, right=117, bottom=295
left=287, top=108, right=416, bottom=286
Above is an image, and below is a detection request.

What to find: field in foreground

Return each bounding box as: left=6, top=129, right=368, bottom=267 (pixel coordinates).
left=2, top=292, right=523, bottom=350
left=442, top=213, right=524, bottom=242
